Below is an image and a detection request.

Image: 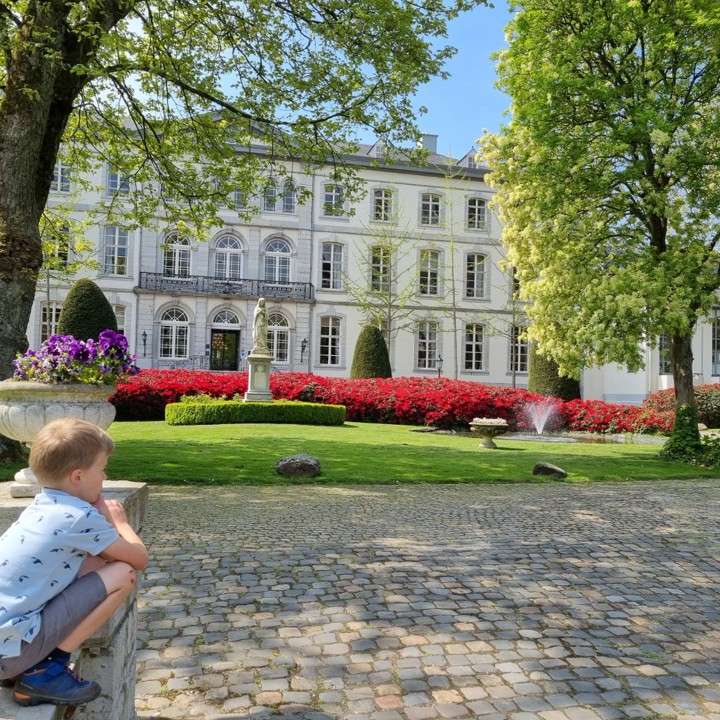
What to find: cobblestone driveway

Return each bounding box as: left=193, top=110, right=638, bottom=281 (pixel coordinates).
left=135, top=481, right=720, bottom=720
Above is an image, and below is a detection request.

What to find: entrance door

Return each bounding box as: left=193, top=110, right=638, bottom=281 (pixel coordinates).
left=210, top=330, right=240, bottom=371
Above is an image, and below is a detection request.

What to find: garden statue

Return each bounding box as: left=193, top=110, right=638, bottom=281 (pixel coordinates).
left=244, top=297, right=274, bottom=403
left=252, top=297, right=269, bottom=353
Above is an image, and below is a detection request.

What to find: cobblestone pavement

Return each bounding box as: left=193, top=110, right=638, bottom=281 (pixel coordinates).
left=135, top=481, right=720, bottom=720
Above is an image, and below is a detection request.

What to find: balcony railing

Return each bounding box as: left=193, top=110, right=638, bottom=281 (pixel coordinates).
left=138, top=273, right=314, bottom=301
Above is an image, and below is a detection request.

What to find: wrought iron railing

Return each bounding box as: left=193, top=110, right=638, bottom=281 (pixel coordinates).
left=138, top=273, right=315, bottom=301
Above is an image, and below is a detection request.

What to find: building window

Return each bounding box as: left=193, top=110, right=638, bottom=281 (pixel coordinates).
left=231, top=187, right=247, bottom=209
left=264, top=238, right=291, bottom=283
left=319, top=317, right=341, bottom=365
left=51, top=160, right=71, bottom=193
left=370, top=245, right=391, bottom=293
left=282, top=181, right=296, bottom=214
left=373, top=189, right=393, bottom=222
left=467, top=197, right=487, bottom=230
left=510, top=325, right=529, bottom=373
left=45, top=223, right=70, bottom=268
left=419, top=249, right=440, bottom=296
left=465, top=253, right=486, bottom=299
left=321, top=242, right=343, bottom=290
left=264, top=180, right=277, bottom=212
left=106, top=166, right=130, bottom=196
left=420, top=193, right=441, bottom=226
left=214, top=310, right=240, bottom=325
left=160, top=308, right=189, bottom=359
left=323, top=184, right=345, bottom=216
left=268, top=313, right=290, bottom=363
left=163, top=233, right=191, bottom=277
left=214, top=235, right=243, bottom=279
left=659, top=334, right=672, bottom=375
left=103, top=226, right=129, bottom=275
left=713, top=318, right=720, bottom=376
left=417, top=320, right=439, bottom=370
left=41, top=302, right=62, bottom=342
left=464, top=323, right=485, bottom=371
left=113, top=305, right=126, bottom=335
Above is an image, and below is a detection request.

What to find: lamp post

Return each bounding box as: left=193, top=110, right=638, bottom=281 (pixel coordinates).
left=141, top=331, right=147, bottom=357
left=437, top=354, right=443, bottom=378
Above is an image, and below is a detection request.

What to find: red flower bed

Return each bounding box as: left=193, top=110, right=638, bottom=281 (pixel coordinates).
left=644, top=383, right=720, bottom=428
left=562, top=399, right=674, bottom=435
left=113, top=369, right=673, bottom=434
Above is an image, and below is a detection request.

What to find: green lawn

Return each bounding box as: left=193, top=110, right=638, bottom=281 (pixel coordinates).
left=2, top=421, right=714, bottom=486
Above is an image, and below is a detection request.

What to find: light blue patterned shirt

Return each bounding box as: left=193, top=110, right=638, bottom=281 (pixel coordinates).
left=0, top=489, right=119, bottom=658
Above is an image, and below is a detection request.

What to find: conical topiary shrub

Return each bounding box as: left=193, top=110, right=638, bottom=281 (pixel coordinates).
left=528, top=345, right=581, bottom=401
left=57, top=278, right=118, bottom=341
left=350, top=325, right=392, bottom=378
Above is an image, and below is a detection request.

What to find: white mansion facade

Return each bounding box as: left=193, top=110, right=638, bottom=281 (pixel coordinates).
left=30, top=135, right=720, bottom=403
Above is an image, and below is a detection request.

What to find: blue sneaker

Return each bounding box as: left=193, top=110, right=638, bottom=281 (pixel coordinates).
left=13, top=660, right=101, bottom=706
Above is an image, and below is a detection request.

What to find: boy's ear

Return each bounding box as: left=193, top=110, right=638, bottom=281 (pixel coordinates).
left=69, top=468, right=83, bottom=486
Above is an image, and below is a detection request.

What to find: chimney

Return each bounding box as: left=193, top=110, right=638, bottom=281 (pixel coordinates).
left=419, top=133, right=438, bottom=154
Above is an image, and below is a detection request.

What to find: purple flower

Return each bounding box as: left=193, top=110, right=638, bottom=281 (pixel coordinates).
left=11, top=332, right=139, bottom=385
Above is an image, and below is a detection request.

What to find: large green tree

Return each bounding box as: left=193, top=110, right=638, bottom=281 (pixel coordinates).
left=482, top=0, right=720, bottom=442
left=0, top=0, right=483, bottom=380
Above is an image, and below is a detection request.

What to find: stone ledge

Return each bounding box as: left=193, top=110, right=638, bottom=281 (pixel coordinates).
left=0, top=480, right=148, bottom=720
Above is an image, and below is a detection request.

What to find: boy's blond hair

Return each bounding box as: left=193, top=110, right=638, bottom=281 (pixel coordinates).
left=29, top=417, right=114, bottom=487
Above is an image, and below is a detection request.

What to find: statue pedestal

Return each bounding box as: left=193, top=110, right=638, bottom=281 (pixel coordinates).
left=244, top=350, right=274, bottom=402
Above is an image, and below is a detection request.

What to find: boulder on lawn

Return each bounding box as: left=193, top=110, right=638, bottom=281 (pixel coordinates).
left=532, top=461, right=568, bottom=479
left=275, top=454, right=321, bottom=478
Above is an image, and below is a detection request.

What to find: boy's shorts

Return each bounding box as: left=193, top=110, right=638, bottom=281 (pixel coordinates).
left=0, top=571, right=107, bottom=679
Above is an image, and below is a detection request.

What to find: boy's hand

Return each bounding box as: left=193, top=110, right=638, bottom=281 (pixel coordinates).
left=92, top=497, right=129, bottom=527
left=92, top=495, right=113, bottom=522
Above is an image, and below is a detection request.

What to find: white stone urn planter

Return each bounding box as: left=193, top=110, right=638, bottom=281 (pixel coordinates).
left=469, top=419, right=510, bottom=449
left=0, top=380, right=117, bottom=497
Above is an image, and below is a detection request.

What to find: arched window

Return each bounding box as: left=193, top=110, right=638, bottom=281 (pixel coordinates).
left=264, top=238, right=291, bottom=283
left=160, top=308, right=189, bottom=358
left=214, top=235, right=243, bottom=279
left=163, top=233, right=191, bottom=277
left=213, top=310, right=240, bottom=325
left=268, top=313, right=290, bottom=362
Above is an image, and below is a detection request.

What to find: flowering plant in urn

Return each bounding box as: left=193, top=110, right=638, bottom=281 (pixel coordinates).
left=0, top=330, right=139, bottom=497
left=13, top=330, right=139, bottom=384
left=469, top=416, right=509, bottom=449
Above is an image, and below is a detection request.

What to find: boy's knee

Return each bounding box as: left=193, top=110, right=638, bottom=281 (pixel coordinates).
left=97, top=561, right=137, bottom=595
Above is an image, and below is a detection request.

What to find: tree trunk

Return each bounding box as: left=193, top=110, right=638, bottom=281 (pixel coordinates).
left=670, top=332, right=700, bottom=441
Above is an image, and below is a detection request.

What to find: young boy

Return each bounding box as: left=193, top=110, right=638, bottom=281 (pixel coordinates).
left=0, top=417, right=148, bottom=707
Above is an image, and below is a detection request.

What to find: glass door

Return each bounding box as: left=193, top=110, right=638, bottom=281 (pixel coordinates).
left=210, top=330, right=240, bottom=371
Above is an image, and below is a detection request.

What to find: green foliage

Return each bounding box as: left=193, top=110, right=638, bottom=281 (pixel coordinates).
left=165, top=399, right=346, bottom=426
left=351, top=325, right=392, bottom=379
left=481, top=0, right=720, bottom=389
left=57, top=279, right=118, bottom=341
left=658, top=405, right=702, bottom=462
left=528, top=346, right=580, bottom=401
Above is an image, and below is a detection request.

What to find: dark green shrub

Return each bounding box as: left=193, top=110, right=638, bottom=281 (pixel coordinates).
left=350, top=325, right=392, bottom=379
left=166, top=399, right=346, bottom=426
left=658, top=404, right=703, bottom=462
left=528, top=346, right=581, bottom=401
left=57, top=279, right=118, bottom=341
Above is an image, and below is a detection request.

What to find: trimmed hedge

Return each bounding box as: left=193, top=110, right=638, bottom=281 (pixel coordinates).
left=351, top=325, right=392, bottom=378
left=165, top=399, right=346, bottom=426
left=528, top=346, right=581, bottom=401
left=57, top=278, right=118, bottom=341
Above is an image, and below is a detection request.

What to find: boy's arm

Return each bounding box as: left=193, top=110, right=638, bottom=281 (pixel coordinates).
left=93, top=496, right=149, bottom=571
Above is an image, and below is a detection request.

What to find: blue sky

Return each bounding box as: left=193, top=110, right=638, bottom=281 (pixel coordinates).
left=407, top=0, right=513, bottom=157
